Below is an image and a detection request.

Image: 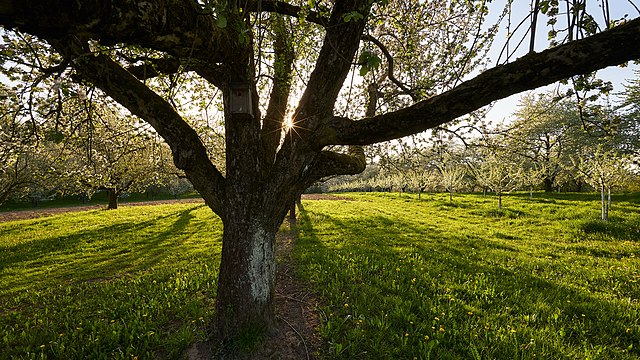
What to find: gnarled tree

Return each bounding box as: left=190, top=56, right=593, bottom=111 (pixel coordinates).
left=1, top=0, right=639, bottom=340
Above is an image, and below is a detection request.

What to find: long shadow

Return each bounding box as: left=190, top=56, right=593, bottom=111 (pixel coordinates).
left=295, top=207, right=639, bottom=358
left=0, top=204, right=217, bottom=296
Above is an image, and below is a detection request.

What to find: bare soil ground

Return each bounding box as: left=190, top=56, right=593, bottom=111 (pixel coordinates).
left=0, top=198, right=205, bottom=223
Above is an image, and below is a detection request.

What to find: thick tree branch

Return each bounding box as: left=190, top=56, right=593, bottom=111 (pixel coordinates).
left=325, top=18, right=640, bottom=146
left=125, top=56, right=182, bottom=80
left=0, top=0, right=229, bottom=63
left=261, top=15, right=295, bottom=165
left=124, top=56, right=225, bottom=87
left=304, top=146, right=366, bottom=185
left=269, top=0, right=371, bottom=200
left=53, top=39, right=226, bottom=216
left=246, top=1, right=329, bottom=27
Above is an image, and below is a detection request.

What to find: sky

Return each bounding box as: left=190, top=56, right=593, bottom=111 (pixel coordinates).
left=481, top=0, right=640, bottom=123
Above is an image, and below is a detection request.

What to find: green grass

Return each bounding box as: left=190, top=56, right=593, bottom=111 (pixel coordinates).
left=294, top=192, right=640, bottom=359
left=3, top=192, right=640, bottom=359
left=0, top=203, right=221, bottom=359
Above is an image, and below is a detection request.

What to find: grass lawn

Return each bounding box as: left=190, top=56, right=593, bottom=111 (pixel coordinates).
left=0, top=203, right=221, bottom=359
left=294, top=192, right=640, bottom=359
left=1, top=192, right=639, bottom=359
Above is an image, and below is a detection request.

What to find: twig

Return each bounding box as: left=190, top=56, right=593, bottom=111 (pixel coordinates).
left=276, top=315, right=310, bottom=360
left=276, top=292, right=312, bottom=305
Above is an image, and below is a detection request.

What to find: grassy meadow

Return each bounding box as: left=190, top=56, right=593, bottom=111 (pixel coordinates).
left=0, top=192, right=639, bottom=358
left=0, top=203, right=221, bottom=359
left=294, top=192, right=640, bottom=359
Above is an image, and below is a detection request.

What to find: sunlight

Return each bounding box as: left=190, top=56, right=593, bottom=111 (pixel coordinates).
left=283, top=116, right=294, bottom=132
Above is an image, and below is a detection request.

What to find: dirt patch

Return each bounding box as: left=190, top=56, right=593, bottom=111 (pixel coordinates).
left=0, top=198, right=204, bottom=223
left=252, top=225, right=322, bottom=359
left=301, top=193, right=352, bottom=201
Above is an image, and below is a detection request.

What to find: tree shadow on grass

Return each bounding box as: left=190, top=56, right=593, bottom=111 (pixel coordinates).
left=578, top=217, right=640, bottom=242
left=0, top=204, right=218, bottom=296
left=295, top=208, right=639, bottom=359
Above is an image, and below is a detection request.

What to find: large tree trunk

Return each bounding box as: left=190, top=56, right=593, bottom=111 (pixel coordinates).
left=215, top=209, right=280, bottom=339
left=544, top=177, right=554, bottom=192
left=107, top=189, right=118, bottom=210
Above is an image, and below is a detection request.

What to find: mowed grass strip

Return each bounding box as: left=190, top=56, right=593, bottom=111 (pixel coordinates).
left=0, top=203, right=222, bottom=359
left=294, top=192, right=640, bottom=359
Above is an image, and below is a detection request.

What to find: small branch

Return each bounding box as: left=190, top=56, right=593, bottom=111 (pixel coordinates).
left=276, top=315, right=310, bottom=360
left=361, top=34, right=417, bottom=101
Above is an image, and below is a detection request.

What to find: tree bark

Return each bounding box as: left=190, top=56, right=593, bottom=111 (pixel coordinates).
left=107, top=189, right=118, bottom=210
left=289, top=201, right=297, bottom=227
left=600, top=185, right=611, bottom=222
left=544, top=177, right=554, bottom=192
left=215, top=212, right=280, bottom=339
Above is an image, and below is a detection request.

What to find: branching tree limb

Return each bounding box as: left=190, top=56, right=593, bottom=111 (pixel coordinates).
left=50, top=37, right=226, bottom=215
left=324, top=18, right=640, bottom=146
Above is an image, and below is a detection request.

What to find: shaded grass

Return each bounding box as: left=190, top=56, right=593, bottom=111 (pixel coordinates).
left=0, top=204, right=222, bottom=359
left=294, top=192, right=640, bottom=359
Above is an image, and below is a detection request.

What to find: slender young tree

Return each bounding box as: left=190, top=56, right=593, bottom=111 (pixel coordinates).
left=572, top=146, right=631, bottom=221
left=1, top=0, right=639, bottom=340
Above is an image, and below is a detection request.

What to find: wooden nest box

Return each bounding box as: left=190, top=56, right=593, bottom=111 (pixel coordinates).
left=227, top=82, right=253, bottom=117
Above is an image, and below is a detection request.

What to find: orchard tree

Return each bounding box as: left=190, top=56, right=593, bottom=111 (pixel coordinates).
left=436, top=151, right=467, bottom=203
left=509, top=92, right=585, bottom=191
left=618, top=70, right=640, bottom=156
left=0, top=85, right=55, bottom=205
left=517, top=161, right=545, bottom=199
left=0, top=90, right=33, bottom=205
left=1, top=0, right=640, bottom=342
left=407, top=168, right=439, bottom=200
left=66, top=111, right=175, bottom=209
left=572, top=146, right=631, bottom=221
left=471, top=142, right=521, bottom=209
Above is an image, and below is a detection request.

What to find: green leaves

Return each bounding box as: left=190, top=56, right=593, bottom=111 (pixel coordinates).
left=358, top=50, right=381, bottom=77
left=343, top=11, right=364, bottom=23
left=215, top=14, right=227, bottom=29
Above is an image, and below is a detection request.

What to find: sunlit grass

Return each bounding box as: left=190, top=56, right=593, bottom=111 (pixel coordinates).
left=3, top=192, right=640, bottom=359
left=294, top=192, right=640, bottom=359
left=0, top=203, right=221, bottom=359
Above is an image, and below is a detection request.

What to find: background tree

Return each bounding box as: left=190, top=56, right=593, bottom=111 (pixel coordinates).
left=436, top=151, right=467, bottom=203
left=517, top=161, right=546, bottom=199
left=572, top=146, right=631, bottom=221
left=508, top=92, right=585, bottom=191
left=1, top=0, right=639, bottom=341
left=0, top=84, right=55, bottom=205
left=471, top=142, right=522, bottom=209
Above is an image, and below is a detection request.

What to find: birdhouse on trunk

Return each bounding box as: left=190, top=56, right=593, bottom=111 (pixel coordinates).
left=227, top=82, right=253, bottom=117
